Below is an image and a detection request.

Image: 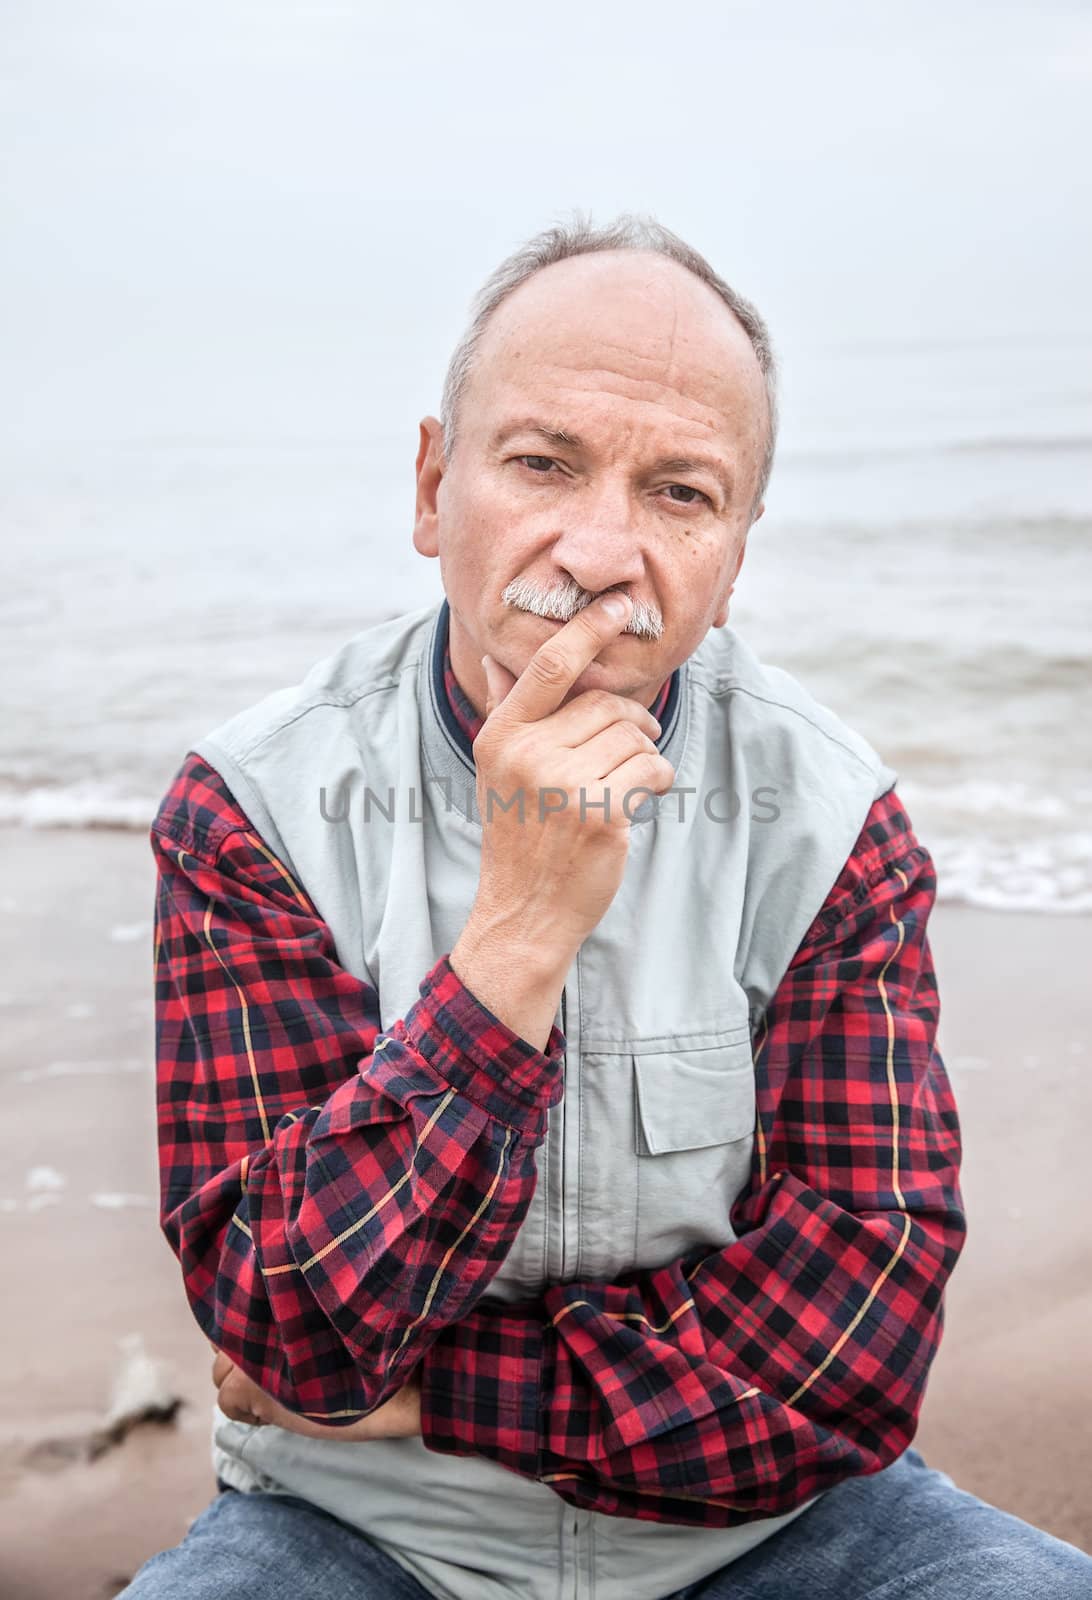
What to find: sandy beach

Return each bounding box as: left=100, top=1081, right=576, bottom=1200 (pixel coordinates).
left=1, top=824, right=1089, bottom=1598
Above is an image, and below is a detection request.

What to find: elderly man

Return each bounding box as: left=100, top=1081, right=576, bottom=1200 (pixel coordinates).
left=124, top=216, right=1092, bottom=1598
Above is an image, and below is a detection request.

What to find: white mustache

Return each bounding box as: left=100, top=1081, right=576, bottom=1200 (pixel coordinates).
left=500, top=577, right=664, bottom=641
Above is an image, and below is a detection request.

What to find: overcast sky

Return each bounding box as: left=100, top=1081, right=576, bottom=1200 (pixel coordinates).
left=2, top=0, right=1089, bottom=449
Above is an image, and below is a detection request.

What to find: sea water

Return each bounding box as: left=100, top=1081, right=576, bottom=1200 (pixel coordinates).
left=2, top=335, right=1089, bottom=913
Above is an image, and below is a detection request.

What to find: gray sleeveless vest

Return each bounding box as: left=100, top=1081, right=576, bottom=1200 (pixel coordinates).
left=193, top=598, right=897, bottom=1600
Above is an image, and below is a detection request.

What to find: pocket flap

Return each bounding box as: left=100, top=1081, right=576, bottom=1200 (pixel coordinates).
left=633, top=1041, right=756, bottom=1155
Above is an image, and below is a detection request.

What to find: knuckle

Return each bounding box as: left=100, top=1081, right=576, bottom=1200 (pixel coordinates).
left=638, top=752, right=672, bottom=785
left=528, top=649, right=568, bottom=686
left=585, top=687, right=616, bottom=717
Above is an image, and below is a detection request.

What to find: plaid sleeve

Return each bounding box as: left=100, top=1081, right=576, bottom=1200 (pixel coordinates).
left=152, top=752, right=565, bottom=1423
left=419, top=788, right=967, bottom=1524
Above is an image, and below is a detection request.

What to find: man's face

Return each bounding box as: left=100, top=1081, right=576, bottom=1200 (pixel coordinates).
left=413, top=249, right=768, bottom=716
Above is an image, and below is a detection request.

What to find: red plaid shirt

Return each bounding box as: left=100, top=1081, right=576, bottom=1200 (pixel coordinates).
left=151, top=638, right=965, bottom=1527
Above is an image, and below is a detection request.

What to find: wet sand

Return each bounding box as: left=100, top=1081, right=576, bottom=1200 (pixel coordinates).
left=0, top=826, right=1089, bottom=1598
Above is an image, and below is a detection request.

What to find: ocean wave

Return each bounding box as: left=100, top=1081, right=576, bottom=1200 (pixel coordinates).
left=0, top=783, right=156, bottom=830
left=950, top=434, right=1092, bottom=455
left=3, top=784, right=1090, bottom=917
left=778, top=435, right=1092, bottom=469
left=771, top=639, right=1092, bottom=695
left=893, top=778, right=1092, bottom=910
left=898, top=778, right=1092, bottom=825
left=930, top=832, right=1092, bottom=914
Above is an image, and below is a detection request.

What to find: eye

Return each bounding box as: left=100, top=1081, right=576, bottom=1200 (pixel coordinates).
left=664, top=483, right=712, bottom=507
left=513, top=456, right=711, bottom=508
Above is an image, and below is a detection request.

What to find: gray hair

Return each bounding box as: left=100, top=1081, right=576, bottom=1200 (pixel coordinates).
left=439, top=209, right=778, bottom=523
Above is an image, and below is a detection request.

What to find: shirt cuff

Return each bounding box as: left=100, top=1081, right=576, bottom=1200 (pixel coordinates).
left=398, top=954, right=566, bottom=1130
left=418, top=1303, right=546, bottom=1481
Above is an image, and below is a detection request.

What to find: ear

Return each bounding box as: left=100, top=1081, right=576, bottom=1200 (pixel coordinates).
left=712, top=533, right=750, bottom=628
left=413, top=416, right=445, bottom=559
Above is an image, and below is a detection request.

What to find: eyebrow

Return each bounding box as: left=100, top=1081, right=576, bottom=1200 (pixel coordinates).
left=489, top=420, right=735, bottom=500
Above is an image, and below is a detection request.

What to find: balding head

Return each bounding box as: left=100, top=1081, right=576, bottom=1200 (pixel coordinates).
left=440, top=213, right=777, bottom=524
left=456, top=249, right=770, bottom=527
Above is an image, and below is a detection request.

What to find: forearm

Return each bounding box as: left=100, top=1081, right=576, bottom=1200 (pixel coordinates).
left=421, top=1152, right=964, bottom=1521
left=151, top=768, right=570, bottom=1425
left=449, top=908, right=569, bottom=1055
left=165, top=953, right=564, bottom=1422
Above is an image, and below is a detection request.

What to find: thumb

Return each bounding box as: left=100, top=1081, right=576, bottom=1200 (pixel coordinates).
left=481, top=654, right=516, bottom=718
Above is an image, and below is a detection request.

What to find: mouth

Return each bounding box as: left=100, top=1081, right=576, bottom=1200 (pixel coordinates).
left=524, top=611, right=632, bottom=637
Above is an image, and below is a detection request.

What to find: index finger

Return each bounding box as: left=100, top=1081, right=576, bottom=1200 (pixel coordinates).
left=499, top=592, right=633, bottom=724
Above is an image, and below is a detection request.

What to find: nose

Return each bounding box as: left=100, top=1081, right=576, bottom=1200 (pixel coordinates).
left=546, top=482, right=645, bottom=599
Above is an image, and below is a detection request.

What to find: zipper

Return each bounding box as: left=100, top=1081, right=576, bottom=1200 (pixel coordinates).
left=559, top=985, right=567, bottom=1282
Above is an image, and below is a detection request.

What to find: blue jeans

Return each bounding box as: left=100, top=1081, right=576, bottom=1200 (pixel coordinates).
left=117, top=1448, right=1092, bottom=1598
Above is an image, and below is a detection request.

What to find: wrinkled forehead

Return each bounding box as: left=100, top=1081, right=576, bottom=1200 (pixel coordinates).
left=463, top=254, right=767, bottom=448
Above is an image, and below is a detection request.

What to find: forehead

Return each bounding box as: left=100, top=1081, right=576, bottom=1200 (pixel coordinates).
left=464, top=251, right=766, bottom=448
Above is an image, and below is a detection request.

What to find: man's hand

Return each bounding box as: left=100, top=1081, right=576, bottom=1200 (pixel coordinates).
left=473, top=592, right=674, bottom=950
left=451, top=592, right=675, bottom=1049
left=211, top=1348, right=422, bottom=1440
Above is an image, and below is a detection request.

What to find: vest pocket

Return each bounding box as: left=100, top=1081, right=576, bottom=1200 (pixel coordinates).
left=632, top=1038, right=756, bottom=1270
